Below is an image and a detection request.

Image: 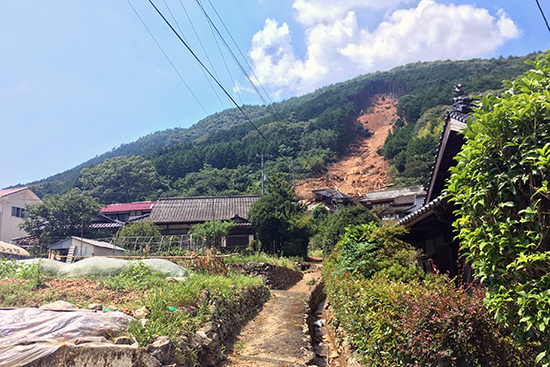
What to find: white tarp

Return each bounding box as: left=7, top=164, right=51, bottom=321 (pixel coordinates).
left=18, top=257, right=190, bottom=279
left=0, top=308, right=133, bottom=367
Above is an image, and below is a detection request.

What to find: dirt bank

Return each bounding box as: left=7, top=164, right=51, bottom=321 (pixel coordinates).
left=295, top=95, right=397, bottom=201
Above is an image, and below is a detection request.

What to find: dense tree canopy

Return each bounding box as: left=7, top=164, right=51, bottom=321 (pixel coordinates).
left=19, top=189, right=101, bottom=240
left=77, top=155, right=163, bottom=204
left=447, top=53, right=550, bottom=362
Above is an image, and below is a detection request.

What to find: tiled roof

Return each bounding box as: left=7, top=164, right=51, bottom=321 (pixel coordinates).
left=396, top=193, right=446, bottom=227
left=312, top=188, right=350, bottom=200
left=100, top=201, right=156, bottom=213
left=148, top=196, right=261, bottom=224
left=361, top=186, right=425, bottom=201
left=0, top=187, right=29, bottom=198
left=90, top=222, right=125, bottom=230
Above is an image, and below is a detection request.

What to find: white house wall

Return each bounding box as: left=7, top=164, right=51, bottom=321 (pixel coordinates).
left=0, top=190, right=41, bottom=242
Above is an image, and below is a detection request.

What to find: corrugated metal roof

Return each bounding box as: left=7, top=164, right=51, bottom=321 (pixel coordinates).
left=0, top=187, right=30, bottom=198
left=100, top=201, right=156, bottom=213
left=50, top=237, right=125, bottom=251
left=148, top=196, right=261, bottom=224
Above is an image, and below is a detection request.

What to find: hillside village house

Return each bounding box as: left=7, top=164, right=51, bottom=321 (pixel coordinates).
left=147, top=196, right=261, bottom=249
left=360, top=186, right=426, bottom=220
left=0, top=187, right=41, bottom=242
left=397, top=86, right=473, bottom=280
left=89, top=201, right=156, bottom=234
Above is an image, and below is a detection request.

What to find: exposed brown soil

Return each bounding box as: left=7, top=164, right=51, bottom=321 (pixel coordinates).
left=295, top=95, right=397, bottom=201
left=0, top=277, right=143, bottom=307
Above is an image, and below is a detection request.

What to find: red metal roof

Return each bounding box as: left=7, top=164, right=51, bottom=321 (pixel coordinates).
left=100, top=201, right=156, bottom=213
left=0, top=187, right=29, bottom=198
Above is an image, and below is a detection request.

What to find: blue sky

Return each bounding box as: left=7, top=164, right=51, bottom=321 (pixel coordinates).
left=1, top=0, right=548, bottom=190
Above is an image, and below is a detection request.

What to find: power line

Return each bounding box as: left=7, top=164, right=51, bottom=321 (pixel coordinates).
left=536, top=0, right=550, bottom=34
left=126, top=0, right=209, bottom=115
left=147, top=0, right=318, bottom=193
left=203, top=0, right=278, bottom=109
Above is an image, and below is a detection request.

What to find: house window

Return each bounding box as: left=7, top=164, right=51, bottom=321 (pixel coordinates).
left=11, top=206, right=25, bottom=218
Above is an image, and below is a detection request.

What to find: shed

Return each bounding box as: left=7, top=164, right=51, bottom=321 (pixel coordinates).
left=48, top=236, right=125, bottom=263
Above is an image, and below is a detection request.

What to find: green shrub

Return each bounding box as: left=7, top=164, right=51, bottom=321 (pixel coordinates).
left=323, top=223, right=534, bottom=366
left=447, top=52, right=550, bottom=362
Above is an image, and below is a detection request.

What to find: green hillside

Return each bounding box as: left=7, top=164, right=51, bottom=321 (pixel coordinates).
left=27, top=52, right=540, bottom=202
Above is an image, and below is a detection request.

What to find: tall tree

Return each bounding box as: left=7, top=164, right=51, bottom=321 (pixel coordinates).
left=77, top=155, right=162, bottom=203
left=248, top=183, right=311, bottom=257
left=19, top=189, right=101, bottom=240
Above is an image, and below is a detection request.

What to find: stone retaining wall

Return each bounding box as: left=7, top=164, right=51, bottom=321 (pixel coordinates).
left=323, top=305, right=363, bottom=367
left=24, top=284, right=270, bottom=367
left=227, top=262, right=302, bottom=290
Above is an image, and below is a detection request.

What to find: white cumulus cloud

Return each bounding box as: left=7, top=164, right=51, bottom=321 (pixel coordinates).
left=248, top=0, right=520, bottom=97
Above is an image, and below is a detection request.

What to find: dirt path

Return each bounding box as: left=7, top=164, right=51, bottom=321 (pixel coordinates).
left=295, top=95, right=397, bottom=201
left=221, top=265, right=323, bottom=367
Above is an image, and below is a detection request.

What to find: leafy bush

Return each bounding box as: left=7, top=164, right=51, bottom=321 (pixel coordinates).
left=447, top=52, right=550, bottom=362
left=328, top=223, right=422, bottom=281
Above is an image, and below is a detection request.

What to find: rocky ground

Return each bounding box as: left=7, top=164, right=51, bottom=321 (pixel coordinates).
left=220, top=262, right=325, bottom=367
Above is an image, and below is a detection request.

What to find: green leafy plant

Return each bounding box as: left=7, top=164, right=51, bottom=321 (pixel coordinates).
left=447, top=52, right=550, bottom=363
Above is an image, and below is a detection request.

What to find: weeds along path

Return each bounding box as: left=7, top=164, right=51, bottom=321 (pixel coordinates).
left=221, top=264, right=323, bottom=367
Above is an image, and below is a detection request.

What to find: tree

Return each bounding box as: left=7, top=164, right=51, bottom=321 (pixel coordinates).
left=248, top=183, right=310, bottom=257
left=77, top=155, right=163, bottom=204
left=116, top=221, right=162, bottom=242
left=189, top=220, right=235, bottom=248
left=19, top=189, right=101, bottom=240
left=447, top=52, right=550, bottom=362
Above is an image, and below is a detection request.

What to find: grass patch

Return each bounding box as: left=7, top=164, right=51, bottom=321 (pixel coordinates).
left=223, top=252, right=298, bottom=270
left=129, top=273, right=265, bottom=346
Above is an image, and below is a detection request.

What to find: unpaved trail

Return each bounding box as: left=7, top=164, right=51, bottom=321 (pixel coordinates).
left=221, top=264, right=323, bottom=367
left=295, top=95, right=397, bottom=201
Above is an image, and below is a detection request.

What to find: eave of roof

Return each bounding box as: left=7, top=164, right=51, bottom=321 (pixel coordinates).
left=100, top=201, right=156, bottom=213
left=0, top=187, right=31, bottom=198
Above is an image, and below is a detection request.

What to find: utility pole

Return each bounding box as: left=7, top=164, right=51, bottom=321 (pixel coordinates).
left=291, top=159, right=296, bottom=200
left=257, top=154, right=265, bottom=195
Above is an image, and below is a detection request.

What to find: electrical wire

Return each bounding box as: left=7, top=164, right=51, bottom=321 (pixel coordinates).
left=536, top=0, right=550, bottom=35
left=176, top=0, right=228, bottom=108
left=148, top=0, right=318, bottom=192
left=126, top=0, right=209, bottom=115
left=203, top=0, right=277, bottom=109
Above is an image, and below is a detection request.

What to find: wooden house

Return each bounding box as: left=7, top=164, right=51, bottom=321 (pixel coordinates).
left=397, top=87, right=474, bottom=279
left=360, top=186, right=426, bottom=220
left=147, top=196, right=261, bottom=249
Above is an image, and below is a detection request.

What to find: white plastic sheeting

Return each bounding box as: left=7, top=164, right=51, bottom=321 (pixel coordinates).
left=0, top=308, right=133, bottom=367
left=18, top=257, right=190, bottom=279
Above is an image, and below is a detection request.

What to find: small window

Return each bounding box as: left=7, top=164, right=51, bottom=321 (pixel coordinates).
left=11, top=206, right=25, bottom=218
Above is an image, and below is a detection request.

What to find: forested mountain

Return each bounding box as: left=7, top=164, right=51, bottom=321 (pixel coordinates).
left=27, top=53, right=540, bottom=202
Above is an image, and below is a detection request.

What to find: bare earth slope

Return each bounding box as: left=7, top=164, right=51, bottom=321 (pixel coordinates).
left=295, top=95, right=396, bottom=201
